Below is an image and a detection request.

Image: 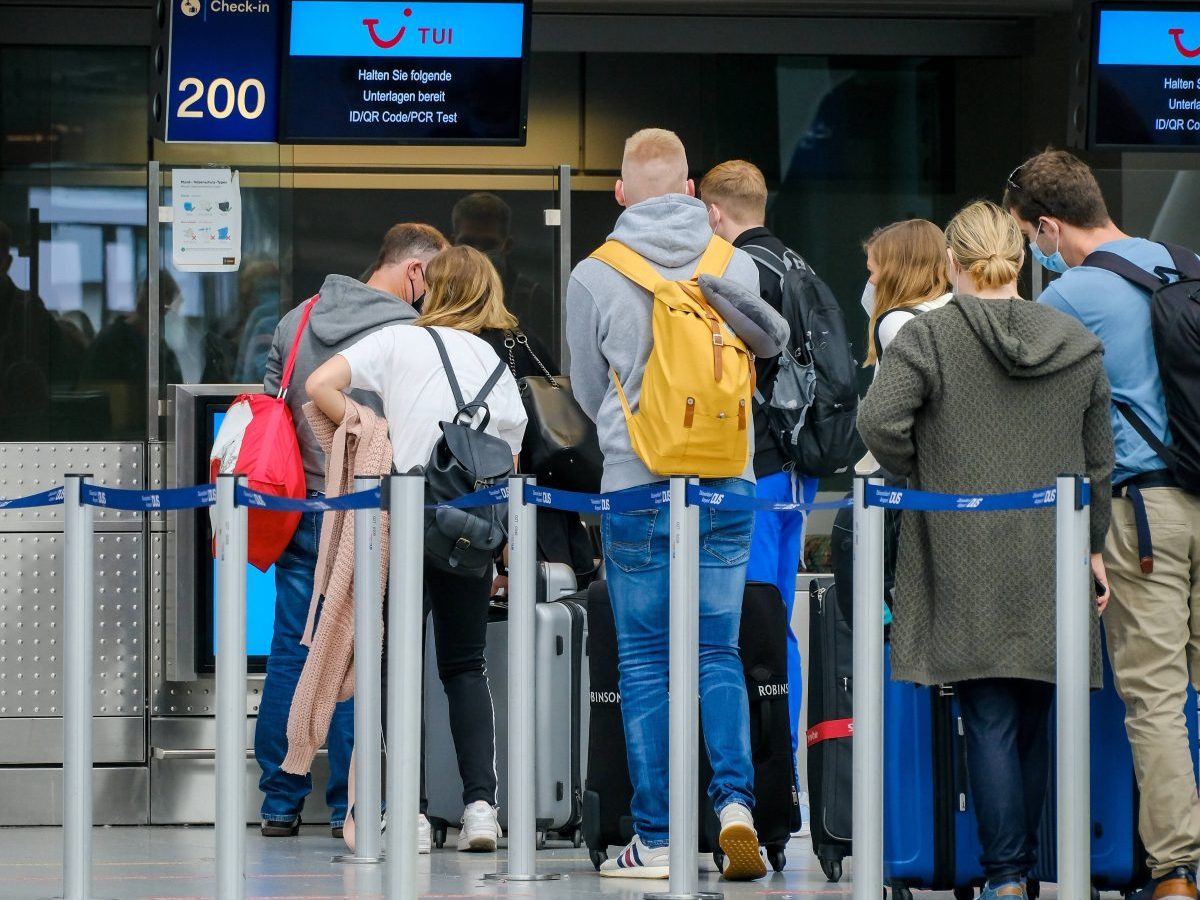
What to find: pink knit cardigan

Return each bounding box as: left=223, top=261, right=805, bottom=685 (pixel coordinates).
left=282, top=398, right=391, bottom=776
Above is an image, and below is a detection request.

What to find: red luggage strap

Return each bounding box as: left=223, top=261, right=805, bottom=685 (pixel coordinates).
left=806, top=718, right=854, bottom=747
left=277, top=294, right=319, bottom=400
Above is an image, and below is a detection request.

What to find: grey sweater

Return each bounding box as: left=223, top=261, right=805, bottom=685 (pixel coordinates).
left=858, top=295, right=1114, bottom=687
left=566, top=195, right=762, bottom=492
left=264, top=274, right=417, bottom=492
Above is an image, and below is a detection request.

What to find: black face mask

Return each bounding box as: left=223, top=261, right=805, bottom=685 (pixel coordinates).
left=409, top=274, right=425, bottom=308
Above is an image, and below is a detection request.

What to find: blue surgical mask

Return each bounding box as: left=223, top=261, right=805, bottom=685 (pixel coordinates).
left=860, top=281, right=876, bottom=316
left=1030, top=221, right=1068, bottom=274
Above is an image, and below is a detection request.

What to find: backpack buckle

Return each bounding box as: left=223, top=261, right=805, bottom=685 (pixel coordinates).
left=455, top=537, right=472, bottom=551
left=712, top=334, right=724, bottom=347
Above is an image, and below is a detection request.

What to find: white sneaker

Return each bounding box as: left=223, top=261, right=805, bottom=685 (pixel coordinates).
left=457, top=801, right=501, bottom=852
left=718, top=803, right=768, bottom=881
left=599, top=834, right=670, bottom=878
left=418, top=814, right=431, bottom=855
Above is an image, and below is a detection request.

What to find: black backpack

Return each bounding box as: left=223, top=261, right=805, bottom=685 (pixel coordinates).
left=1083, top=242, right=1200, bottom=495
left=421, top=327, right=514, bottom=576
left=742, top=245, right=864, bottom=476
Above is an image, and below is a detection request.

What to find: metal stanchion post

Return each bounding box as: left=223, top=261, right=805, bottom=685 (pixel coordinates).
left=216, top=474, right=248, bottom=900
left=57, top=474, right=106, bottom=900
left=486, top=476, right=562, bottom=882
left=337, top=475, right=384, bottom=865
left=386, top=474, right=424, bottom=900
left=852, top=476, right=885, bottom=900
left=1056, top=475, right=1091, bottom=900
left=646, top=477, right=718, bottom=900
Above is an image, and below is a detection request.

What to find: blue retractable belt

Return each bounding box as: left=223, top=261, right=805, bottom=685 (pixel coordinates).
left=0, top=486, right=66, bottom=510
left=82, top=483, right=216, bottom=511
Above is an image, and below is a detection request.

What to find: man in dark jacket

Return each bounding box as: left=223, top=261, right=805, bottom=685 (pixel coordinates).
left=256, top=222, right=447, bottom=841
left=700, top=160, right=817, bottom=776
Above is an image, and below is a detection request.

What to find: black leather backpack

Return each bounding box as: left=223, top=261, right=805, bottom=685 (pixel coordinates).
left=421, top=327, right=514, bottom=576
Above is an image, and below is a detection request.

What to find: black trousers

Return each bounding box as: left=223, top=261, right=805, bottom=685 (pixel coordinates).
left=956, top=677, right=1055, bottom=883
left=417, top=560, right=497, bottom=810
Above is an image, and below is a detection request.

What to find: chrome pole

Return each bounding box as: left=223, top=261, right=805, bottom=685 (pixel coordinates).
left=337, top=475, right=384, bottom=864
left=646, top=477, right=719, bottom=900
left=62, top=474, right=101, bottom=900
left=386, top=474, right=424, bottom=900
left=486, top=476, right=561, bottom=882
left=852, top=476, right=885, bottom=900
left=215, top=474, right=248, bottom=900
left=1056, top=475, right=1091, bottom=900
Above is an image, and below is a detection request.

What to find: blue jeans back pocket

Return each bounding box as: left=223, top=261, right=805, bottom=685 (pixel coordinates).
left=603, top=508, right=659, bottom=573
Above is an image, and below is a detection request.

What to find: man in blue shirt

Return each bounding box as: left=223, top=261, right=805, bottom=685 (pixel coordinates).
left=1005, top=149, right=1200, bottom=900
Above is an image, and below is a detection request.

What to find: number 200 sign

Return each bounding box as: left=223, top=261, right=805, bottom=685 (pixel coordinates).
left=165, top=0, right=281, bottom=142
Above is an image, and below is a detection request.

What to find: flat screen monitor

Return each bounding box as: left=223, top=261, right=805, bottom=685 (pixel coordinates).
left=281, top=0, right=531, bottom=144
left=1091, top=3, right=1200, bottom=149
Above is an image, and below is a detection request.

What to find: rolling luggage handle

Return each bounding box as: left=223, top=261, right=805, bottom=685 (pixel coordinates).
left=852, top=475, right=1092, bottom=900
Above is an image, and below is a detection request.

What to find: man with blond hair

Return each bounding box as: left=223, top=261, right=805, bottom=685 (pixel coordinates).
left=567, top=128, right=769, bottom=881
left=701, top=161, right=816, bottom=790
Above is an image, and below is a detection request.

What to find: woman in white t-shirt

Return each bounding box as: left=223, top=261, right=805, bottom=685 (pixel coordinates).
left=856, top=219, right=953, bottom=475
left=306, top=245, right=527, bottom=855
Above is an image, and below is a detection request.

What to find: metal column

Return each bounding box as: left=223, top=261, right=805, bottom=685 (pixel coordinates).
left=486, top=476, right=562, bottom=882
left=646, top=477, right=719, bottom=900
left=1056, top=475, right=1092, bottom=900
left=386, top=474, right=425, bottom=900
left=337, top=476, right=384, bottom=864
left=215, top=474, right=248, bottom=900
left=61, top=474, right=104, bottom=900
left=852, top=476, right=885, bottom=900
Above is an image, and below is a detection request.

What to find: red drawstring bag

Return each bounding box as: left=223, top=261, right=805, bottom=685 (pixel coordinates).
left=209, top=296, right=317, bottom=571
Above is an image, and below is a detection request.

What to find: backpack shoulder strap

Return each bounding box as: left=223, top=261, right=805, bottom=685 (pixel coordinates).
left=471, top=359, right=508, bottom=408
left=1160, top=242, right=1200, bottom=279
left=1083, top=250, right=1165, bottom=294
left=278, top=294, right=318, bottom=399
left=423, top=326, right=467, bottom=411
left=740, top=244, right=787, bottom=280
left=694, top=236, right=735, bottom=278
left=589, top=241, right=663, bottom=292
left=1114, top=401, right=1178, bottom=469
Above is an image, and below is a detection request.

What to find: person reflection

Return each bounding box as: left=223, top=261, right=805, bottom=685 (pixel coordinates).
left=0, top=219, right=86, bottom=439
left=451, top=192, right=551, bottom=342
left=81, top=271, right=183, bottom=438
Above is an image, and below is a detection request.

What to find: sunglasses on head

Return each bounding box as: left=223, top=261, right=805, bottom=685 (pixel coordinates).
left=1005, top=164, right=1054, bottom=219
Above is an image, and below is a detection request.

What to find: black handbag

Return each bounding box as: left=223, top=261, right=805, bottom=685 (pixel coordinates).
left=422, top=327, right=514, bottom=577
left=503, top=331, right=603, bottom=494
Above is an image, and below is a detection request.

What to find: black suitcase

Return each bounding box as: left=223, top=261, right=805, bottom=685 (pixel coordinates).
left=582, top=579, right=798, bottom=873
left=806, top=575, right=853, bottom=882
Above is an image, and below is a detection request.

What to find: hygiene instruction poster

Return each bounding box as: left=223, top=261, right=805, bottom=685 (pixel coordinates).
left=172, top=168, right=242, bottom=272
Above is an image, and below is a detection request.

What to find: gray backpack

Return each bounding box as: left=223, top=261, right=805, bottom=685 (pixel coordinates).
left=421, top=327, right=513, bottom=577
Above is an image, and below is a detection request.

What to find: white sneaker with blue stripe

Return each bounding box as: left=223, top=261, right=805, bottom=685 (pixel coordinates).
left=599, top=835, right=670, bottom=879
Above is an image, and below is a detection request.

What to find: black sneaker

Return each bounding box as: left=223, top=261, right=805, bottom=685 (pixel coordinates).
left=260, top=815, right=301, bottom=837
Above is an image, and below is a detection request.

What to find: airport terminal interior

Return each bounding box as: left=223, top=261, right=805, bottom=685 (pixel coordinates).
left=4, top=0, right=1200, bottom=896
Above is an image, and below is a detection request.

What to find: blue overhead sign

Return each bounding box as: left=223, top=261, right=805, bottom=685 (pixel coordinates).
left=165, top=0, right=282, bottom=143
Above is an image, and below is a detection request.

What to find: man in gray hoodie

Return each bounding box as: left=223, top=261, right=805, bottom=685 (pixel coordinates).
left=567, top=128, right=768, bottom=881
left=256, top=222, right=447, bottom=841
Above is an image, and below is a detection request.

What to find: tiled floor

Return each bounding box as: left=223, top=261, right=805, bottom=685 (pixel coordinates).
left=0, top=825, right=874, bottom=900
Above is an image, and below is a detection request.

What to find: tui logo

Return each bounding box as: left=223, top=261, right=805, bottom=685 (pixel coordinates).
left=363, top=7, right=412, bottom=48
left=1170, top=27, right=1200, bottom=59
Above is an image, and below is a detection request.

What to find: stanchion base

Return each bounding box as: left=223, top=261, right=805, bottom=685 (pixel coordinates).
left=482, top=872, right=565, bottom=882
left=643, top=892, right=723, bottom=900
left=332, top=853, right=384, bottom=864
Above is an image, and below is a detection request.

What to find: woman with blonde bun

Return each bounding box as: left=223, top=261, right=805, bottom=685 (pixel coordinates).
left=858, top=198, right=1114, bottom=900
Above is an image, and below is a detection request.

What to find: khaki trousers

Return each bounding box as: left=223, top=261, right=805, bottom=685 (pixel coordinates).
left=1104, top=486, right=1200, bottom=878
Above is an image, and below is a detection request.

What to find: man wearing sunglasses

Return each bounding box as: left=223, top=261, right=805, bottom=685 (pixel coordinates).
left=1004, top=149, right=1200, bottom=900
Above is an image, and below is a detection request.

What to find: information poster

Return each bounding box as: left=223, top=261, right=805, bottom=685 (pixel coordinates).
left=1093, top=6, right=1200, bottom=149
left=282, top=0, right=530, bottom=144
left=172, top=169, right=242, bottom=272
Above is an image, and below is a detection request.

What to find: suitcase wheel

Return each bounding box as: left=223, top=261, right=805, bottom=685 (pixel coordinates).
left=954, top=887, right=975, bottom=900
left=768, top=846, right=787, bottom=873
left=712, top=850, right=726, bottom=873
left=572, top=827, right=584, bottom=849
left=821, top=857, right=843, bottom=883
left=429, top=818, right=449, bottom=850
left=589, top=848, right=607, bottom=871
left=536, top=830, right=547, bottom=850
left=892, top=885, right=913, bottom=900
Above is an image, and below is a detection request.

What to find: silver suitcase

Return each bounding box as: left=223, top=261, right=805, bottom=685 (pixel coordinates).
left=423, top=563, right=589, bottom=846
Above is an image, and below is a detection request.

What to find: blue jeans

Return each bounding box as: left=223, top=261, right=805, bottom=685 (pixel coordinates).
left=746, top=471, right=815, bottom=755
left=956, top=678, right=1054, bottom=882
left=603, top=477, right=756, bottom=847
left=255, top=509, right=355, bottom=826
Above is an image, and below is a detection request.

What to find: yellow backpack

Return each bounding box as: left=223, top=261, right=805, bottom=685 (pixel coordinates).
left=590, top=236, right=754, bottom=478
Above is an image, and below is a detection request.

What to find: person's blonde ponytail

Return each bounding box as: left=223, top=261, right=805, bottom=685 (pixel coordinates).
left=946, top=201, right=1024, bottom=292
